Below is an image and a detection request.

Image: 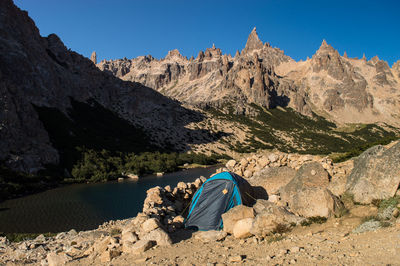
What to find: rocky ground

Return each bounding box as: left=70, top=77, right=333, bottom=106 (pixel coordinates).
left=110, top=215, right=400, bottom=266
left=1, top=141, right=400, bottom=265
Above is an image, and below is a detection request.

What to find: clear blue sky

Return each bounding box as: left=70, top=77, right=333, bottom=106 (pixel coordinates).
left=14, top=0, right=400, bottom=66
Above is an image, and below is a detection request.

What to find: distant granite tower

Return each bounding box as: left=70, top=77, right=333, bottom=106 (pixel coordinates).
left=90, top=51, right=97, bottom=64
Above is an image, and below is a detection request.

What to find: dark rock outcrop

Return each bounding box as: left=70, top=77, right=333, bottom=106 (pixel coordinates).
left=0, top=0, right=214, bottom=172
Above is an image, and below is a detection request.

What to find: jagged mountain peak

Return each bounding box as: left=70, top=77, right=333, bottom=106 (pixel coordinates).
left=393, top=60, right=400, bottom=70
left=369, top=55, right=380, bottom=64
left=243, top=27, right=264, bottom=54
left=90, top=51, right=97, bottom=64
left=315, top=39, right=337, bottom=55
left=165, top=49, right=185, bottom=60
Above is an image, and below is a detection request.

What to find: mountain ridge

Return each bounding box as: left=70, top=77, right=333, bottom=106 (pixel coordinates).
left=98, top=28, right=400, bottom=126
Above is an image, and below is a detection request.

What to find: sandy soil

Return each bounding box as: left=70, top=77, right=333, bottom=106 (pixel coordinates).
left=71, top=207, right=400, bottom=266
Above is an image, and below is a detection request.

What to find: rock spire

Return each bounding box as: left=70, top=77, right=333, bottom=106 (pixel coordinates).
left=90, top=51, right=97, bottom=64
left=243, top=27, right=263, bottom=54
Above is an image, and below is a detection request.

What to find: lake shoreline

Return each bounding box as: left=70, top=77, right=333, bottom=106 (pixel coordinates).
left=1, top=163, right=222, bottom=203
left=0, top=165, right=220, bottom=234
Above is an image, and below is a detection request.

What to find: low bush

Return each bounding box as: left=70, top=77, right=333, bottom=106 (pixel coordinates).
left=272, top=223, right=291, bottom=234
left=0, top=232, right=56, bottom=242
left=300, top=216, right=327, bottom=226
left=70, top=149, right=226, bottom=182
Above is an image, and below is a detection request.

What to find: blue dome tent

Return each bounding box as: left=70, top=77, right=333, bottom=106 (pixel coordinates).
left=184, top=171, right=255, bottom=231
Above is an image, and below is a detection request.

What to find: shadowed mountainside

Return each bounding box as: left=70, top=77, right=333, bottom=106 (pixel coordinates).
left=0, top=0, right=224, bottom=174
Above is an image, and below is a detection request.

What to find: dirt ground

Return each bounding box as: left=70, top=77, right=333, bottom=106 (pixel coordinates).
left=71, top=206, right=400, bottom=266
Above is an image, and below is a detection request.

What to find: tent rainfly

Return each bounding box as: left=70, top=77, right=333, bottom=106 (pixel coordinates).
left=184, top=171, right=255, bottom=231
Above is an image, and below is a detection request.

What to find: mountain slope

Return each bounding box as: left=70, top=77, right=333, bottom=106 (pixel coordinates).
left=0, top=0, right=220, bottom=173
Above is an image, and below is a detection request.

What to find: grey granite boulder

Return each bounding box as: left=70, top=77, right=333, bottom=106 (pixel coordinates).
left=346, top=143, right=400, bottom=204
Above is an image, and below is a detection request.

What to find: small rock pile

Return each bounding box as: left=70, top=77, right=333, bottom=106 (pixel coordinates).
left=141, top=176, right=206, bottom=232
left=226, top=152, right=339, bottom=179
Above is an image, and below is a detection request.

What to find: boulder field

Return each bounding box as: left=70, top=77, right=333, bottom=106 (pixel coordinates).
left=1, top=141, right=400, bottom=265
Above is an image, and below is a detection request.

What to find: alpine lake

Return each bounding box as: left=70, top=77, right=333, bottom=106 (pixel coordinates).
left=0, top=166, right=219, bottom=233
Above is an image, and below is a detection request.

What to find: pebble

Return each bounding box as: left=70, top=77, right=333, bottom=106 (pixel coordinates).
left=229, top=255, right=244, bottom=262
left=289, top=246, right=300, bottom=253
left=277, top=249, right=288, bottom=257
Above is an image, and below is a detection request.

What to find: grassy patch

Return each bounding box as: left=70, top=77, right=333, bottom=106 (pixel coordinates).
left=360, top=215, right=393, bottom=228
left=335, top=206, right=349, bottom=218
left=266, top=235, right=285, bottom=243
left=0, top=232, right=56, bottom=242
left=361, top=215, right=379, bottom=223
left=272, top=223, right=291, bottom=234
left=341, top=192, right=355, bottom=207
left=377, top=196, right=400, bottom=211
left=110, top=228, right=121, bottom=236
left=206, top=103, right=399, bottom=157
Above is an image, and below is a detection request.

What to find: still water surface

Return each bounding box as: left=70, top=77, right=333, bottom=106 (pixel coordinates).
left=0, top=166, right=218, bottom=233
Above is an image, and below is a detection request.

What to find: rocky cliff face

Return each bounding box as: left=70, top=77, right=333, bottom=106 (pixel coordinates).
left=99, top=29, right=400, bottom=125
left=0, top=0, right=217, bottom=173
left=277, top=42, right=400, bottom=125
left=98, top=27, right=309, bottom=116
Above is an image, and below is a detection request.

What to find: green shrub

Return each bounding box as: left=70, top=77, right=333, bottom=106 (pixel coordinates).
left=70, top=149, right=225, bottom=182
left=301, top=216, right=327, bottom=226
left=0, top=232, right=56, bottom=242
left=378, top=196, right=400, bottom=211
left=110, top=228, right=121, bottom=236
left=266, top=235, right=285, bottom=243
left=272, top=223, right=291, bottom=234
left=361, top=215, right=379, bottom=223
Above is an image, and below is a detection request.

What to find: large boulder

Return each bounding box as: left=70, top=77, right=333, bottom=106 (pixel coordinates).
left=250, top=200, right=302, bottom=236
left=346, top=143, right=400, bottom=204
left=233, top=218, right=254, bottom=239
left=280, top=162, right=330, bottom=194
left=221, top=205, right=255, bottom=234
left=280, top=162, right=344, bottom=217
left=249, top=166, right=297, bottom=195
left=284, top=187, right=344, bottom=217
left=141, top=228, right=172, bottom=246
